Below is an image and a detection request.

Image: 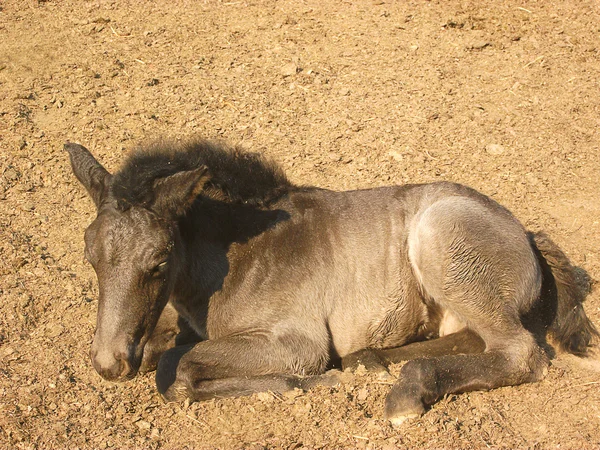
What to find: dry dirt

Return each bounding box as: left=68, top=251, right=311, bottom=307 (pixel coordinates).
left=2, top=0, right=600, bottom=448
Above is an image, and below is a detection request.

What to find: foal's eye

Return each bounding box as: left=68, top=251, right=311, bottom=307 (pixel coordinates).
left=152, top=261, right=168, bottom=276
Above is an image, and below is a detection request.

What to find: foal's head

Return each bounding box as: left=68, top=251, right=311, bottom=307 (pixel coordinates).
left=67, top=143, right=209, bottom=381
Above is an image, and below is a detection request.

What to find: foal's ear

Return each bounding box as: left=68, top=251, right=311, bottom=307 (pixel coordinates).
left=65, top=143, right=112, bottom=208
left=152, top=166, right=210, bottom=218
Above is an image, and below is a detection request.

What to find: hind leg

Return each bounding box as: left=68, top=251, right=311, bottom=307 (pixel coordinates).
left=387, top=196, right=550, bottom=423
left=342, top=328, right=486, bottom=374
left=156, top=333, right=334, bottom=402
left=385, top=329, right=548, bottom=425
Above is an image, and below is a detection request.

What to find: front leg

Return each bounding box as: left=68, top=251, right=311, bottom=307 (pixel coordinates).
left=156, top=333, right=338, bottom=402
left=139, top=303, right=201, bottom=373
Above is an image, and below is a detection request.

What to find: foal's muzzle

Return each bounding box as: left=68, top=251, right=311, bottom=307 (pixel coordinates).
left=90, top=344, right=138, bottom=382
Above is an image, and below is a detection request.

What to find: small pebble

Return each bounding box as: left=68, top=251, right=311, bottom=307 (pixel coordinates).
left=388, top=150, right=403, bottom=162
left=256, top=392, right=275, bottom=402
left=283, top=388, right=303, bottom=400
left=4, top=168, right=19, bottom=181
left=468, top=41, right=490, bottom=50
left=356, top=388, right=369, bottom=402
left=135, top=420, right=151, bottom=431
left=485, top=143, right=505, bottom=155
left=281, top=62, right=298, bottom=77
left=45, top=324, right=64, bottom=338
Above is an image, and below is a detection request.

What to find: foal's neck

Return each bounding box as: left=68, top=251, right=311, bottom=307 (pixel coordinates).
left=183, top=196, right=287, bottom=245
left=169, top=197, right=288, bottom=328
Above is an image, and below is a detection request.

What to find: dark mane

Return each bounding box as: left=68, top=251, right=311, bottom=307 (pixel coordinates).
left=110, top=139, right=292, bottom=209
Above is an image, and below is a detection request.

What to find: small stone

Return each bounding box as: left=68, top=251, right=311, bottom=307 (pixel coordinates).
left=1, top=346, right=15, bottom=357
left=281, top=62, right=298, bottom=77
left=292, top=401, right=312, bottom=414
left=327, top=152, right=341, bottom=162
left=485, top=143, right=505, bottom=155
left=4, top=168, right=19, bottom=181
left=256, top=392, right=275, bottom=402
left=356, top=388, right=369, bottom=402
left=377, top=371, right=396, bottom=382
left=283, top=388, right=304, bottom=400
left=18, top=294, right=30, bottom=307
left=525, top=173, right=539, bottom=185
left=388, top=150, right=403, bottom=162
left=45, top=324, right=64, bottom=338
left=468, top=41, right=490, bottom=50
left=354, top=364, right=368, bottom=376
left=135, top=420, right=151, bottom=431
left=92, top=16, right=111, bottom=24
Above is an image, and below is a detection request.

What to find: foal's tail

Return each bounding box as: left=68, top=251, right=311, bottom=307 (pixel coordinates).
left=530, top=231, right=599, bottom=356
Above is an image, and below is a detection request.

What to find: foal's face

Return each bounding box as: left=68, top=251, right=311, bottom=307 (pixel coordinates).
left=85, top=206, right=177, bottom=381
left=66, top=142, right=208, bottom=382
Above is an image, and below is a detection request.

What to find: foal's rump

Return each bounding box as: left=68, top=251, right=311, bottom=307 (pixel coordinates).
left=382, top=184, right=598, bottom=424
left=383, top=187, right=549, bottom=424
left=407, top=191, right=542, bottom=344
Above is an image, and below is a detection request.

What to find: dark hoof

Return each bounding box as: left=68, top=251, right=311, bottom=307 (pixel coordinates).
left=139, top=355, right=159, bottom=374
left=155, top=344, right=195, bottom=402
left=139, top=331, right=179, bottom=374
left=384, top=381, right=426, bottom=426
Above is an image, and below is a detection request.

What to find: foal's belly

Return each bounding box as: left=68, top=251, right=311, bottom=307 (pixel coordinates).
left=328, top=289, right=431, bottom=357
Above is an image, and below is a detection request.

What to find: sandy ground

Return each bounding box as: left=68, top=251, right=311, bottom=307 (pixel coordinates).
left=1, top=0, right=600, bottom=448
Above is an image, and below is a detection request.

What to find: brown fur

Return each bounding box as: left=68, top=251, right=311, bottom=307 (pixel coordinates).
left=66, top=139, right=598, bottom=423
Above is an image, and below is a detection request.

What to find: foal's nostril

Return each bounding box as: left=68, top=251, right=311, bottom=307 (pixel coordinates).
left=114, top=351, right=133, bottom=379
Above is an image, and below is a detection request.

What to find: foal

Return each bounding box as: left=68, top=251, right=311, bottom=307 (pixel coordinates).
left=67, top=139, right=597, bottom=424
